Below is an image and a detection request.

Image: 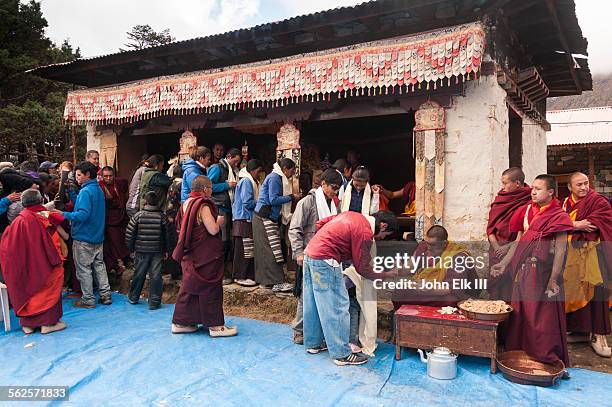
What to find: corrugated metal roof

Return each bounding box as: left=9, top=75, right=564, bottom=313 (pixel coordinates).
left=546, top=106, right=612, bottom=145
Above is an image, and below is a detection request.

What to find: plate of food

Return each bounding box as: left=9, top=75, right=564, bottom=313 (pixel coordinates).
left=457, top=299, right=513, bottom=322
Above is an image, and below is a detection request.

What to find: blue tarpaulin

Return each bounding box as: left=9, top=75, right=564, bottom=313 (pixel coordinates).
left=1, top=294, right=610, bottom=406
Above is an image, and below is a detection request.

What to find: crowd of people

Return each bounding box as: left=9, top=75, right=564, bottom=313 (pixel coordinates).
left=0, top=144, right=610, bottom=367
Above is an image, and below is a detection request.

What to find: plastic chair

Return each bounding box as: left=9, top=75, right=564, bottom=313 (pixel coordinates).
left=0, top=282, right=10, bottom=332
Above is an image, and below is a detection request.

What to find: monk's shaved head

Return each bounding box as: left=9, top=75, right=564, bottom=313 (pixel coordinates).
left=191, top=175, right=212, bottom=192
left=567, top=172, right=590, bottom=199
left=21, top=188, right=42, bottom=207
left=502, top=167, right=525, bottom=184
left=568, top=172, right=588, bottom=185
left=426, top=225, right=448, bottom=242
left=534, top=174, right=557, bottom=192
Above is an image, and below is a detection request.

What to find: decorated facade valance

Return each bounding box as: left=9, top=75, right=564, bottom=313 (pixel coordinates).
left=64, top=22, right=485, bottom=125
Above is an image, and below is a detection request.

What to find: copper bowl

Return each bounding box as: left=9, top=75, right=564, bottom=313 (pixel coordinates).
left=457, top=300, right=513, bottom=322
left=496, top=350, right=566, bottom=387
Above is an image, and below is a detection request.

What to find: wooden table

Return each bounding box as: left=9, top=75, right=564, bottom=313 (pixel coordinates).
left=395, top=305, right=502, bottom=373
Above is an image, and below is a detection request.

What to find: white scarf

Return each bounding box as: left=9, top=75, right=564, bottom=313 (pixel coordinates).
left=272, top=162, right=293, bottom=225
left=340, top=181, right=372, bottom=216
left=315, top=186, right=337, bottom=220
left=238, top=166, right=259, bottom=200
left=222, top=158, right=238, bottom=202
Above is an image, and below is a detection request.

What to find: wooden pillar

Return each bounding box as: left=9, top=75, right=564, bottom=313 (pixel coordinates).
left=588, top=147, right=595, bottom=184
left=179, top=129, right=197, bottom=163
left=414, top=101, right=446, bottom=241
left=99, top=129, right=118, bottom=171
left=276, top=123, right=301, bottom=193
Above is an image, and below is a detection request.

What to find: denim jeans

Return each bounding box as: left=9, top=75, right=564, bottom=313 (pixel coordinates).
left=129, top=252, right=163, bottom=306
left=73, top=240, right=111, bottom=305
left=303, top=256, right=351, bottom=359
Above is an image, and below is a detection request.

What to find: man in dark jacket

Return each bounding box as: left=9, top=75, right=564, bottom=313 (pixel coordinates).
left=125, top=191, right=168, bottom=310
left=139, top=154, right=172, bottom=211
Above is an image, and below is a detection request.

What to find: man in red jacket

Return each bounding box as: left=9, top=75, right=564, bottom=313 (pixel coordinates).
left=303, top=210, right=398, bottom=366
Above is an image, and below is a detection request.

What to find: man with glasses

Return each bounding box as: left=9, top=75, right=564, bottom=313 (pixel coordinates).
left=391, top=225, right=480, bottom=309
left=288, top=169, right=343, bottom=344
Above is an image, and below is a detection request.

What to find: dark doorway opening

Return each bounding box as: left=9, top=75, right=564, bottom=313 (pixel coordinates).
left=508, top=109, right=523, bottom=168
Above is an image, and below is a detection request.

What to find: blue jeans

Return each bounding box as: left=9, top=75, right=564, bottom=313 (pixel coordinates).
left=73, top=240, right=111, bottom=305
left=303, top=256, right=351, bottom=359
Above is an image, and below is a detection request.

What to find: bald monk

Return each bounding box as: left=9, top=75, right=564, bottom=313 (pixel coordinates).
left=492, top=175, right=573, bottom=366
left=562, top=172, right=612, bottom=357
left=171, top=176, right=237, bottom=337
left=392, top=225, right=480, bottom=309
left=487, top=167, right=532, bottom=300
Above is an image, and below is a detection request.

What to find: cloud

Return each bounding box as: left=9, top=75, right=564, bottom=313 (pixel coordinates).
left=37, top=0, right=610, bottom=74
left=39, top=0, right=264, bottom=57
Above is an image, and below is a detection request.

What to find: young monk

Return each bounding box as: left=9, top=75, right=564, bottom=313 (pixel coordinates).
left=491, top=174, right=573, bottom=366
left=171, top=176, right=237, bottom=337
left=562, top=172, right=612, bottom=358
left=487, top=167, right=532, bottom=300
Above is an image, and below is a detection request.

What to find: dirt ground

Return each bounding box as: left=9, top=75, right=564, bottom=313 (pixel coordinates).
left=111, top=269, right=612, bottom=374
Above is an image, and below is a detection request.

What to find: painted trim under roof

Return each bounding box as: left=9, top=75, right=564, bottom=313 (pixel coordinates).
left=64, top=22, right=484, bottom=125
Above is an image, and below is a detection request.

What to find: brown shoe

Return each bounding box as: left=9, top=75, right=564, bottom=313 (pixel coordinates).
left=73, top=300, right=95, bottom=309
left=98, top=295, right=112, bottom=305
left=293, top=331, right=304, bottom=345
left=41, top=321, right=67, bottom=335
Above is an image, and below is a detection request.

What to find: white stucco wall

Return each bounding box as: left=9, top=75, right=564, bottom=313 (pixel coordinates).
left=521, top=115, right=547, bottom=182
left=442, top=75, right=509, bottom=241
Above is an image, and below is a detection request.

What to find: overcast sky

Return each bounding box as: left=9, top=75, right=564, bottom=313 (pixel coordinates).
left=39, top=0, right=611, bottom=74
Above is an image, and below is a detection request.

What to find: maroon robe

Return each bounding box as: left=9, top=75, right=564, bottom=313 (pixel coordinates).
left=100, top=178, right=130, bottom=273
left=172, top=194, right=225, bottom=327
left=486, top=185, right=532, bottom=300
left=392, top=241, right=480, bottom=310
left=0, top=207, right=64, bottom=328
left=563, top=190, right=612, bottom=336
left=504, top=199, right=573, bottom=365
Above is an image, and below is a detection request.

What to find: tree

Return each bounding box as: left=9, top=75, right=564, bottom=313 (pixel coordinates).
left=123, top=24, right=175, bottom=51
left=0, top=0, right=85, bottom=163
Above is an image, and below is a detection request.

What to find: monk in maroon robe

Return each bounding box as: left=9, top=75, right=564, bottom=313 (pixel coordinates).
left=171, top=176, right=237, bottom=337
left=487, top=167, right=532, bottom=300
left=392, top=225, right=480, bottom=309
left=492, top=175, right=573, bottom=366
left=562, top=172, right=612, bottom=357
left=0, top=189, right=67, bottom=334
left=100, top=167, right=130, bottom=275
